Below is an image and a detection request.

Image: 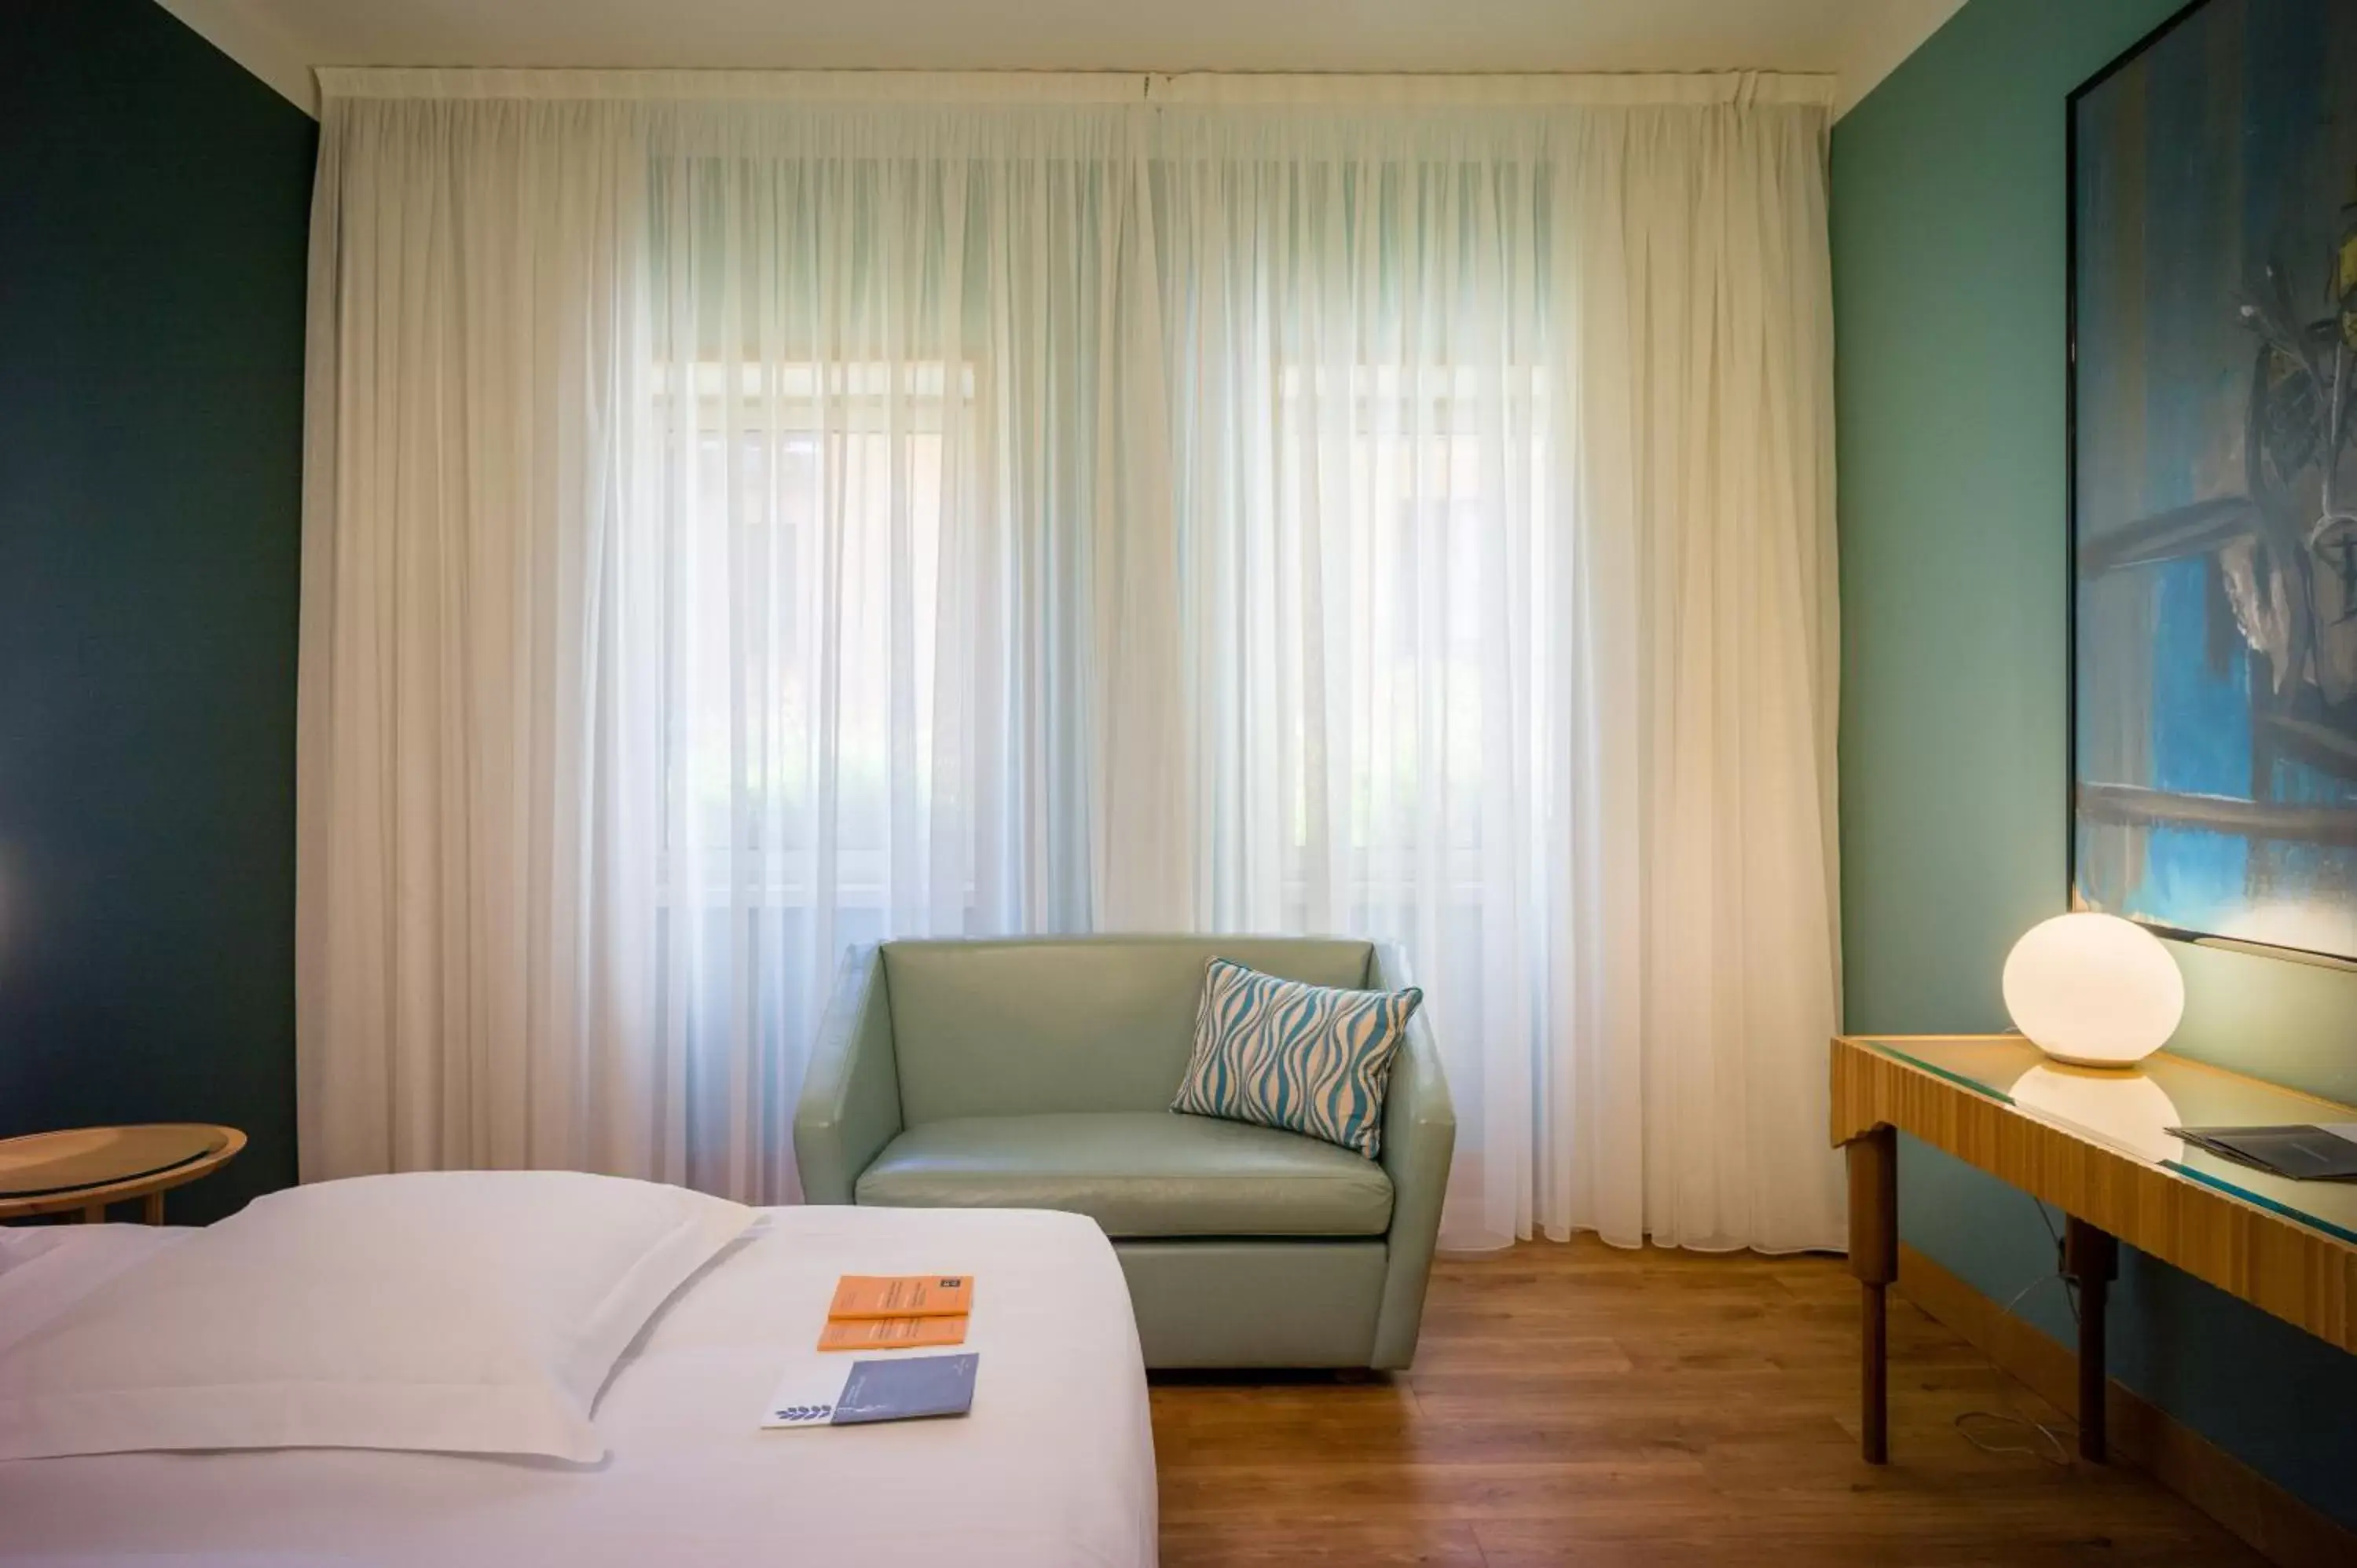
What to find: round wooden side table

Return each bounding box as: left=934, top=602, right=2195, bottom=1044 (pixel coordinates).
left=0, top=1124, right=246, bottom=1224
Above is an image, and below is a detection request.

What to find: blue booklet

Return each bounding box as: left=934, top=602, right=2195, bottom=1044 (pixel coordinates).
left=764, top=1351, right=979, bottom=1430
left=832, top=1351, right=980, bottom=1425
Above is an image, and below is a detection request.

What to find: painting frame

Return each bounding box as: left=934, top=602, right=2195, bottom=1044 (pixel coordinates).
left=2066, top=0, right=2357, bottom=972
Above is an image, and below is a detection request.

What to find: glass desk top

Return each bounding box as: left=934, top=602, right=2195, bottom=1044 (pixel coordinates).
left=1860, top=1036, right=2357, bottom=1247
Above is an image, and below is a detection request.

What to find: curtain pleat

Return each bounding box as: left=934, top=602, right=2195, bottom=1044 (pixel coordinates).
left=299, top=78, right=1845, bottom=1251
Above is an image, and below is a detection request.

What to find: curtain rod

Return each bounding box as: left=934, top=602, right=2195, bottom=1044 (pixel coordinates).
left=314, top=67, right=1835, bottom=109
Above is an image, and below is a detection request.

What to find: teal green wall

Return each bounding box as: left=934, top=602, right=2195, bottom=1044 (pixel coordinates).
left=0, top=1, right=314, bottom=1220
left=1834, top=0, right=2357, bottom=1529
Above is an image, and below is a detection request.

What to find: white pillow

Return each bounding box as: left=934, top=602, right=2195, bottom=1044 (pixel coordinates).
left=0, top=1224, right=195, bottom=1356
left=0, top=1171, right=753, bottom=1463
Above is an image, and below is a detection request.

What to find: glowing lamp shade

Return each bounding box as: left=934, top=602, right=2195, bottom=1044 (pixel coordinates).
left=2002, top=913, right=2184, bottom=1068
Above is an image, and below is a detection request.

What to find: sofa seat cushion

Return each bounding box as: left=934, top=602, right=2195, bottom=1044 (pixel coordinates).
left=855, top=1112, right=1394, bottom=1238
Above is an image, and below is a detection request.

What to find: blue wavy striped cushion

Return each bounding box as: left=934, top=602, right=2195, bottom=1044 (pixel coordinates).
left=1170, top=958, right=1423, bottom=1159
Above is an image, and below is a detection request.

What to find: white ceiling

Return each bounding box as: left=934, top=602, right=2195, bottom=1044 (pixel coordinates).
left=155, top=0, right=1967, bottom=121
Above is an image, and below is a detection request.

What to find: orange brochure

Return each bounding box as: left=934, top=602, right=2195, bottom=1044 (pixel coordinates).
left=827, top=1274, right=975, bottom=1320
left=817, top=1314, right=971, bottom=1353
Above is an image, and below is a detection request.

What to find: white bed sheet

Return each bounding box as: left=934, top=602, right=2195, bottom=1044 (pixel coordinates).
left=0, top=1206, right=1157, bottom=1568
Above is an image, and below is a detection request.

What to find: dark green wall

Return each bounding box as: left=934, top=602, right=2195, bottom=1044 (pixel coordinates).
left=0, top=1, right=314, bottom=1220
left=1834, top=0, right=2357, bottom=1530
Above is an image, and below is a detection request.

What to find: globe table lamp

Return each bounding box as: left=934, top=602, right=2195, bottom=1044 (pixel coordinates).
left=2000, top=911, right=2185, bottom=1068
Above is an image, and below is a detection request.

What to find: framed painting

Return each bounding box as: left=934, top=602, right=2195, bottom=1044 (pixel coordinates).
left=2070, top=0, right=2357, bottom=965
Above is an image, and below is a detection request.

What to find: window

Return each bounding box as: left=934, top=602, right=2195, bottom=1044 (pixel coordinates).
left=1259, top=362, right=1549, bottom=888
left=653, top=359, right=972, bottom=905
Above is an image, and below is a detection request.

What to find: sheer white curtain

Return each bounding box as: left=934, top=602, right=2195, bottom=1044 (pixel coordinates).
left=1150, top=91, right=1842, bottom=1250
left=1549, top=102, right=1845, bottom=1253
left=1153, top=110, right=1554, bottom=1247
left=629, top=103, right=1184, bottom=1197
left=299, top=71, right=1843, bottom=1251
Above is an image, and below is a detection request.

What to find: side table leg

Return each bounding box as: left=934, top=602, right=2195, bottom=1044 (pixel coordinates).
left=144, top=1192, right=165, bottom=1225
left=2063, top=1217, right=2117, bottom=1464
left=1846, top=1126, right=1898, bottom=1464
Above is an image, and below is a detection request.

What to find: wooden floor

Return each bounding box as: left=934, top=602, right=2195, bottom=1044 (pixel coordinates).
left=1149, top=1240, right=2263, bottom=1566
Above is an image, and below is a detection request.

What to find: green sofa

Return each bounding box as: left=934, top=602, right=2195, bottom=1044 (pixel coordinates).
left=793, top=936, right=1457, bottom=1370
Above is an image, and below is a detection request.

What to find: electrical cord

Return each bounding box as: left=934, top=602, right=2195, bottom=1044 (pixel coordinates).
left=2030, top=1197, right=2079, bottom=1328
left=1952, top=1196, right=2078, bottom=1466
left=1955, top=1408, right=2073, bottom=1466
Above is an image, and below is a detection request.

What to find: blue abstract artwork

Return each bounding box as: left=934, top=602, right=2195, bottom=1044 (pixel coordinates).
left=2073, top=0, right=2357, bottom=964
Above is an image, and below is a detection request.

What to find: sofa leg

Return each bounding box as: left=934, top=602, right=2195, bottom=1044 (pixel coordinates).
left=1333, top=1367, right=1377, bottom=1385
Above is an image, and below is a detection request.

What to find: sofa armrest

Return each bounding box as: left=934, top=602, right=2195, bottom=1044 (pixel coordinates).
left=1369, top=942, right=1457, bottom=1370
left=792, top=943, right=904, bottom=1205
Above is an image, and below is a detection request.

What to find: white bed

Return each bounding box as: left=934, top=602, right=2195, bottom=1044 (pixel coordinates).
left=0, top=1204, right=1157, bottom=1568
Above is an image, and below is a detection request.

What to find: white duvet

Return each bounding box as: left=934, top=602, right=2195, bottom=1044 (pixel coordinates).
left=0, top=1206, right=1157, bottom=1567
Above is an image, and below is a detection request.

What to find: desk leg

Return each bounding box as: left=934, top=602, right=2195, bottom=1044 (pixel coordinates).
left=1846, top=1126, right=1898, bottom=1464
left=79, top=1202, right=106, bottom=1223
left=143, top=1192, right=165, bottom=1225
left=2063, top=1218, right=2117, bottom=1464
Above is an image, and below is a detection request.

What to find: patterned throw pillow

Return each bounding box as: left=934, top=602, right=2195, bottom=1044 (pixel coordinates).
left=1170, top=958, right=1424, bottom=1160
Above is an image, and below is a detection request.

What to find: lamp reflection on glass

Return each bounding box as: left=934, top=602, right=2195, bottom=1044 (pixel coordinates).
left=2008, top=1063, right=2184, bottom=1166
left=2002, top=912, right=2184, bottom=1068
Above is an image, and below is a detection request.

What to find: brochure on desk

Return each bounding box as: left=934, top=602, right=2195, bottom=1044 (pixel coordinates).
left=2169, top=1124, right=2357, bottom=1182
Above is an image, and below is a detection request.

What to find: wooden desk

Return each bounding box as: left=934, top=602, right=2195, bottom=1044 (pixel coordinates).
left=1831, top=1035, right=2357, bottom=1464
left=0, top=1124, right=246, bottom=1224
